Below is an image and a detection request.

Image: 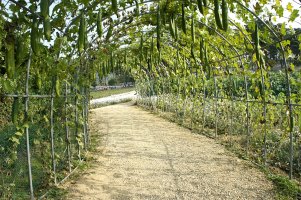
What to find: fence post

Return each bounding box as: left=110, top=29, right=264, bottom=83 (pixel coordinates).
left=65, top=82, right=72, bottom=173
left=50, top=77, right=57, bottom=185
left=202, top=77, right=206, bottom=132
left=214, top=75, right=218, bottom=138
left=25, top=51, right=34, bottom=200
left=244, top=74, right=251, bottom=156
left=82, top=89, right=87, bottom=151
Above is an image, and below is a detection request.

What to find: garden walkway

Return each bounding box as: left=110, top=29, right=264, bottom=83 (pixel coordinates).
left=65, top=102, right=275, bottom=200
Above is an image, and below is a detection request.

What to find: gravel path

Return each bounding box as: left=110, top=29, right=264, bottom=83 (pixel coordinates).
left=90, top=91, right=136, bottom=106
left=66, top=102, right=275, bottom=200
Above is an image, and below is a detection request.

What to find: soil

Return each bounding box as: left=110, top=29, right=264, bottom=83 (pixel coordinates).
left=65, top=102, right=275, bottom=200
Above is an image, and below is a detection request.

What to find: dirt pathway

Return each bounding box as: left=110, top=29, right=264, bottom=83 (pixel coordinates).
left=66, top=102, right=275, bottom=200
left=90, top=91, right=136, bottom=106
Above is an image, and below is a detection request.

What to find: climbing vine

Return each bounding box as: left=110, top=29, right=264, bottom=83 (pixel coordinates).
left=0, top=0, right=301, bottom=198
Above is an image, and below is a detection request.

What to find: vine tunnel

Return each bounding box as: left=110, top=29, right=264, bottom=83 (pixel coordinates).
left=0, top=0, right=301, bottom=199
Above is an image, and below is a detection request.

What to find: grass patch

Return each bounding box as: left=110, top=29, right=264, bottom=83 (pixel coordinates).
left=267, top=174, right=301, bottom=200
left=40, top=186, right=68, bottom=200
left=90, top=87, right=134, bottom=99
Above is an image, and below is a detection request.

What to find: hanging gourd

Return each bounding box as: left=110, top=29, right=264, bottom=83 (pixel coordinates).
left=78, top=14, right=86, bottom=53
left=214, top=0, right=223, bottom=30
left=221, top=0, right=228, bottom=31
left=41, top=0, right=51, bottom=40
left=31, top=17, right=40, bottom=55
left=6, top=37, right=15, bottom=79
left=191, top=14, right=195, bottom=43
left=181, top=3, right=186, bottom=34
left=255, top=23, right=260, bottom=61
left=97, top=10, right=103, bottom=38
left=112, top=0, right=118, bottom=15
left=197, top=0, right=204, bottom=15
left=157, top=5, right=161, bottom=51
left=106, top=19, right=114, bottom=42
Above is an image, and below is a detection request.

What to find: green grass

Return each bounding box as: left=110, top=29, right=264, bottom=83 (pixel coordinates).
left=267, top=174, right=301, bottom=200
left=90, top=87, right=135, bottom=99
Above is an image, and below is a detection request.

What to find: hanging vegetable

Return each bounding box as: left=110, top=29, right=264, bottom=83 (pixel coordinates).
left=221, top=0, right=228, bottom=31
left=191, top=14, right=195, bottom=43
left=200, top=39, right=204, bottom=63
left=40, top=0, right=49, bottom=17
left=110, top=52, right=114, bottom=72
left=11, top=97, right=20, bottom=124
left=55, top=78, right=60, bottom=97
left=44, top=17, right=51, bottom=41
left=139, top=34, right=143, bottom=61
left=106, top=19, right=114, bottom=42
left=112, top=0, right=118, bottom=15
left=16, top=36, right=26, bottom=67
left=151, top=36, right=154, bottom=55
left=36, top=71, right=42, bottom=90
left=97, top=10, right=103, bottom=38
left=31, top=17, right=40, bottom=55
left=197, top=0, right=204, bottom=15
left=255, top=23, right=260, bottom=61
left=78, top=14, right=86, bottom=53
left=175, top=21, right=178, bottom=41
left=181, top=3, right=186, bottom=34
left=214, top=0, right=223, bottom=30
left=204, top=44, right=211, bottom=79
left=157, top=5, right=161, bottom=51
left=169, top=13, right=176, bottom=39
left=41, top=0, right=51, bottom=40
left=191, top=44, right=196, bottom=61
left=124, top=52, right=127, bottom=64
left=6, top=38, right=15, bottom=79
left=135, top=0, right=140, bottom=16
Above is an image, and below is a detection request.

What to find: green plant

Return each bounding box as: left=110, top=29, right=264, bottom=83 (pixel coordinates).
left=108, top=78, right=117, bottom=86
left=268, top=174, right=301, bottom=199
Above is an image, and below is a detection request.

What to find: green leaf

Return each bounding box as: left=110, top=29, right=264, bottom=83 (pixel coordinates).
left=287, top=3, right=293, bottom=12
left=15, top=131, right=23, bottom=137
left=276, top=6, right=284, bottom=17
left=10, top=137, right=20, bottom=145
left=280, top=23, right=286, bottom=35
left=23, top=123, right=29, bottom=128
left=289, top=9, right=299, bottom=22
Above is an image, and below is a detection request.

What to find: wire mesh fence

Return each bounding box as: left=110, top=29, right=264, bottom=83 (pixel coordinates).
left=0, top=82, right=90, bottom=199
left=136, top=76, right=301, bottom=180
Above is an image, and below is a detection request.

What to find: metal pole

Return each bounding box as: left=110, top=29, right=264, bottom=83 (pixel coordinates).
left=75, top=91, right=81, bottom=160
left=259, top=66, right=267, bottom=165
left=65, top=82, right=72, bottom=173
left=244, top=74, right=251, bottom=156
left=25, top=51, right=34, bottom=200
left=50, top=77, right=57, bottom=185
left=82, top=91, right=87, bottom=151
left=86, top=87, right=90, bottom=147
left=214, top=76, right=218, bottom=138
left=190, top=88, right=196, bottom=129
left=176, top=78, right=181, bottom=119
left=202, top=77, right=206, bottom=132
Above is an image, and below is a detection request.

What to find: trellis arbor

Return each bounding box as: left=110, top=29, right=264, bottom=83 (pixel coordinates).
left=0, top=0, right=300, bottom=199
